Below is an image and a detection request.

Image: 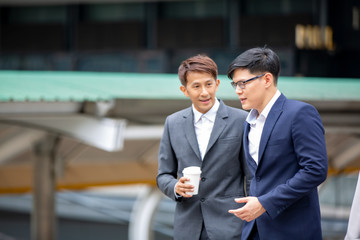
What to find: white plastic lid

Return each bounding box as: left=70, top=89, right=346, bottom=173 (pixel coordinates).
left=182, top=166, right=202, bottom=174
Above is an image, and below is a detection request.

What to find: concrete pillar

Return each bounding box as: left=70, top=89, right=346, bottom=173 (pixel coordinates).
left=31, top=135, right=60, bottom=240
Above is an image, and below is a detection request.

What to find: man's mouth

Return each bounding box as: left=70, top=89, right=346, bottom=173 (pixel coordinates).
left=240, top=98, right=246, bottom=103
left=200, top=99, right=210, bottom=104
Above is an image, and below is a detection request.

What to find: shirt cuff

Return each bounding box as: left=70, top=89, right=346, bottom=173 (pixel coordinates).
left=174, top=186, right=182, bottom=199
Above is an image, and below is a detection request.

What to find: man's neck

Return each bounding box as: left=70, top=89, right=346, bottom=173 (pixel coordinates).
left=257, top=88, right=278, bottom=115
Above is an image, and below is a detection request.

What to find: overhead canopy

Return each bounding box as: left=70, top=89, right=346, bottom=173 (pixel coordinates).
left=1, top=70, right=360, bottom=194
left=1, top=70, right=360, bottom=102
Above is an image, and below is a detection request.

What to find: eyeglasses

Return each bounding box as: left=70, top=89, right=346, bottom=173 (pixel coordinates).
left=230, top=74, right=265, bottom=89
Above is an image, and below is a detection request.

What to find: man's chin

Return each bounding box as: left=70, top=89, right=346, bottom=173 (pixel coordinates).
left=241, top=104, right=250, bottom=111
left=197, top=104, right=213, bottom=114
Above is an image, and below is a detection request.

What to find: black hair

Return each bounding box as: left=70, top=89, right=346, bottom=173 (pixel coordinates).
left=178, top=54, right=218, bottom=86
left=227, top=47, right=280, bottom=85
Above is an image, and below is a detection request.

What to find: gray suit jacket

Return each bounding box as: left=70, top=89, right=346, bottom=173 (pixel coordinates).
left=157, top=100, right=250, bottom=240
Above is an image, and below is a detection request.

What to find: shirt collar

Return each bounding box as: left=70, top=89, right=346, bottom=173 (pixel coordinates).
left=193, top=98, right=220, bottom=123
left=246, top=90, right=281, bottom=124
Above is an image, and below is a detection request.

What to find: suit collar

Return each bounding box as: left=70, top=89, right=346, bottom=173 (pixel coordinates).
left=243, top=122, right=258, bottom=171
left=257, top=93, right=286, bottom=163
left=205, top=100, right=228, bottom=157
left=244, top=94, right=286, bottom=168
left=183, top=109, right=202, bottom=160
left=192, top=97, right=220, bottom=123
left=246, top=90, right=281, bottom=124
left=182, top=99, right=228, bottom=160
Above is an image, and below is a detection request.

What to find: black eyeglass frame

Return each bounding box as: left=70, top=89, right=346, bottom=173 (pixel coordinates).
left=230, top=73, right=265, bottom=89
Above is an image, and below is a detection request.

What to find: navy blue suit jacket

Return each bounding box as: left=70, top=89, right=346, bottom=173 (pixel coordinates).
left=242, top=94, right=328, bottom=240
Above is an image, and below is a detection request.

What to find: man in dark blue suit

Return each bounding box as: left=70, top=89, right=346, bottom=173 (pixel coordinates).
left=227, top=47, right=328, bottom=240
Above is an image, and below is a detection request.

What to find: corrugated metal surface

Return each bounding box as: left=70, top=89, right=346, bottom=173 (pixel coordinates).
left=1, top=70, right=360, bottom=102
left=0, top=71, right=182, bottom=101
left=278, top=77, right=360, bottom=101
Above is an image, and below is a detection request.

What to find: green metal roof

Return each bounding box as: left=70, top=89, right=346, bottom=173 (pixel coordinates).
left=1, top=70, right=360, bottom=102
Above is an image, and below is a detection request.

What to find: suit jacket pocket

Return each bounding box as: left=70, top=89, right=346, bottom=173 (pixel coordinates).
left=267, top=139, right=287, bottom=146
left=216, top=194, right=247, bottom=210
left=217, top=193, right=245, bottom=199
left=217, top=136, right=241, bottom=144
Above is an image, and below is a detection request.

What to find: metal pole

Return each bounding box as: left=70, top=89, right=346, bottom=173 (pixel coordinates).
left=129, top=185, right=163, bottom=240
left=227, top=0, right=240, bottom=50
left=0, top=7, right=2, bottom=53
left=319, top=0, right=328, bottom=28
left=31, top=134, right=60, bottom=240
left=145, top=3, right=158, bottom=49
left=65, top=5, right=79, bottom=52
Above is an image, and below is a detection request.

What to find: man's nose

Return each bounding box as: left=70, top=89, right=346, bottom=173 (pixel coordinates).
left=201, top=86, right=209, bottom=95
left=235, top=86, right=243, bottom=94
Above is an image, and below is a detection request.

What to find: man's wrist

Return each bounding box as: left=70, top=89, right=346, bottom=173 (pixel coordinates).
left=174, top=186, right=182, bottom=199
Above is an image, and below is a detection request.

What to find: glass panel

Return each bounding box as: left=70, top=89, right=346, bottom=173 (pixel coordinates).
left=319, top=173, right=358, bottom=207
left=245, top=0, right=314, bottom=15
left=7, top=6, right=66, bottom=24
left=160, top=0, right=225, bottom=19
left=83, top=3, right=145, bottom=22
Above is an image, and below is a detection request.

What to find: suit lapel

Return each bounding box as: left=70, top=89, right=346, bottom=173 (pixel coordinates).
left=183, top=108, right=202, bottom=160
left=243, top=121, right=258, bottom=171
left=257, top=94, right=285, bottom=164
left=205, top=100, right=227, bottom=157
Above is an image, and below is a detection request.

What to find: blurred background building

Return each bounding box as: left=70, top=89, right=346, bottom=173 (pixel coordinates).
left=0, top=0, right=360, bottom=240
left=0, top=0, right=359, bottom=77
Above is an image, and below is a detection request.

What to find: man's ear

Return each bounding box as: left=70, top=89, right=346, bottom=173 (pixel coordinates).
left=180, top=85, right=188, bottom=97
left=264, top=73, right=274, bottom=88
left=216, top=79, right=220, bottom=88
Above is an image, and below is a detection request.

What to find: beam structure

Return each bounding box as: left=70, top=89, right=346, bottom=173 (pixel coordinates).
left=0, top=115, right=127, bottom=152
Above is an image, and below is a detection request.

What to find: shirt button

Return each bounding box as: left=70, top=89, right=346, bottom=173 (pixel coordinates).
left=200, top=198, right=205, bottom=202
left=201, top=177, right=206, bottom=182
left=256, top=177, right=261, bottom=182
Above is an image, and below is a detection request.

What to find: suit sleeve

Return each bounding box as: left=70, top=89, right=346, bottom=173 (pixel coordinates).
left=156, top=117, right=180, bottom=201
left=258, top=104, right=328, bottom=219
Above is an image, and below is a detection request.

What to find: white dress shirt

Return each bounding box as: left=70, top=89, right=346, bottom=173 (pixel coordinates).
left=246, top=90, right=281, bottom=165
left=193, top=98, right=220, bottom=160
left=175, top=98, right=220, bottom=198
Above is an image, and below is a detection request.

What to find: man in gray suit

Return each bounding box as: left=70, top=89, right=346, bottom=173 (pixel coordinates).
left=157, top=55, right=249, bottom=240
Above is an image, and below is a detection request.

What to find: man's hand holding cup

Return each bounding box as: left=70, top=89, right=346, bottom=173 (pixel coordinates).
left=175, top=177, right=195, bottom=198
left=175, top=166, right=202, bottom=198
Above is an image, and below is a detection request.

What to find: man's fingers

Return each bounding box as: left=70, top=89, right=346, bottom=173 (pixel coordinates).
left=228, top=197, right=248, bottom=215
left=179, top=177, right=190, bottom=183
left=228, top=208, right=241, bottom=214
left=178, top=184, right=194, bottom=191
left=234, top=197, right=249, bottom=203
left=181, top=188, right=193, bottom=193
left=183, top=193, right=193, bottom=198
left=228, top=208, right=248, bottom=221
left=179, top=189, right=193, bottom=198
left=175, top=180, right=195, bottom=198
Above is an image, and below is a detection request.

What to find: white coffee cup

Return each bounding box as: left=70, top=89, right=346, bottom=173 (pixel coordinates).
left=182, top=166, right=202, bottom=195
